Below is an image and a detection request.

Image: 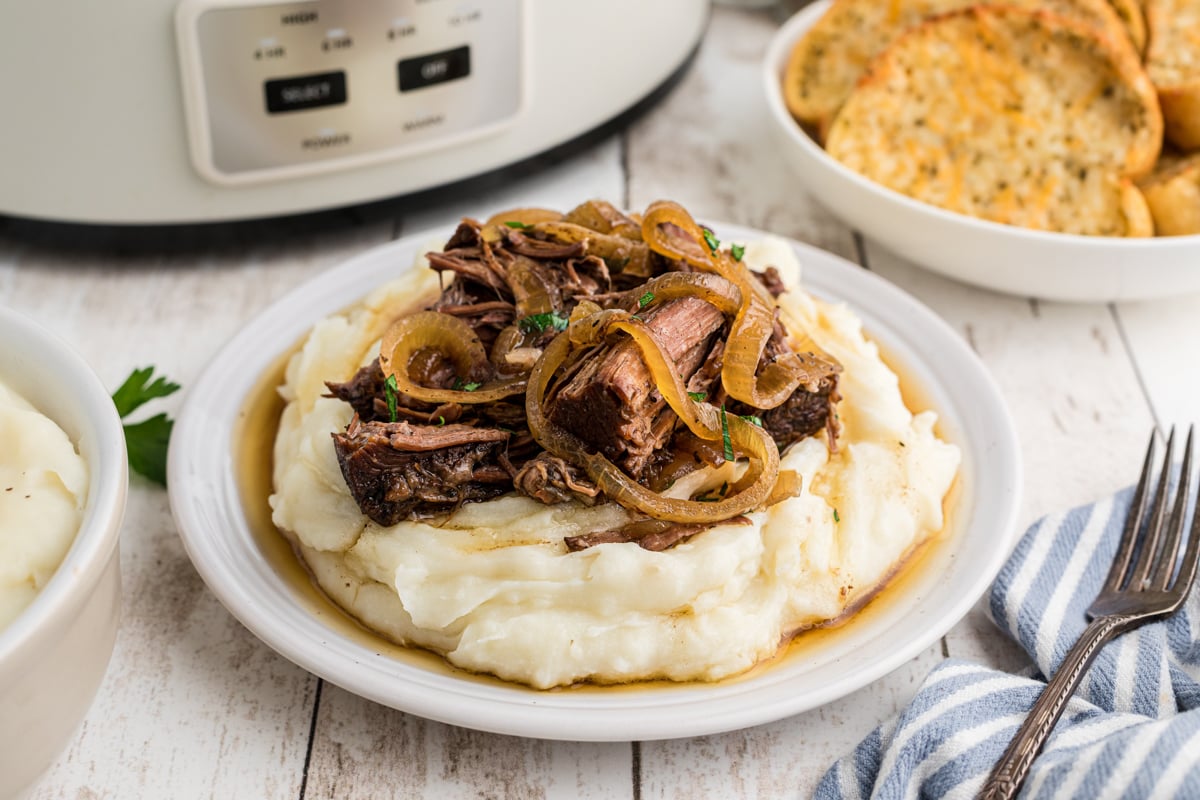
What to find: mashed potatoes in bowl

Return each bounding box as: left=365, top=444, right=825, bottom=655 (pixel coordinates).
left=269, top=217, right=961, bottom=689
left=0, top=380, right=89, bottom=631
left=0, top=306, right=126, bottom=797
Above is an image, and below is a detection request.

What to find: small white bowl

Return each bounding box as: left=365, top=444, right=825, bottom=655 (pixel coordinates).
left=763, top=0, right=1200, bottom=303
left=0, top=307, right=127, bottom=799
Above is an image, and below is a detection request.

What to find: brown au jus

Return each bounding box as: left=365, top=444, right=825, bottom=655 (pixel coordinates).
left=327, top=200, right=842, bottom=551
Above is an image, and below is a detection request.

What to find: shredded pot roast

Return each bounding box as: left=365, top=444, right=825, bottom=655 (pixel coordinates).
left=326, top=200, right=842, bottom=548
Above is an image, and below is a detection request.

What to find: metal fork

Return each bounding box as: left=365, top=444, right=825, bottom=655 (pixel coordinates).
left=980, top=426, right=1200, bottom=800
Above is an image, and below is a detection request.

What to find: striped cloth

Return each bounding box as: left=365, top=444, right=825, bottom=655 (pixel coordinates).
left=815, top=485, right=1200, bottom=799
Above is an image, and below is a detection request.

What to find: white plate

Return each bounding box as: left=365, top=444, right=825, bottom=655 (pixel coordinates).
left=763, top=0, right=1200, bottom=303
left=168, top=224, right=1021, bottom=741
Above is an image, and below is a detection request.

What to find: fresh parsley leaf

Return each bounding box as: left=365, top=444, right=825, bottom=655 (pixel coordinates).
left=701, top=226, right=720, bottom=253
left=111, top=366, right=180, bottom=487
left=518, top=312, right=569, bottom=334
left=638, top=291, right=655, bottom=309
left=437, top=415, right=446, bottom=426
left=111, top=366, right=180, bottom=418
left=122, top=413, right=173, bottom=487
left=452, top=377, right=483, bottom=392
left=833, top=508, right=841, bottom=523
left=503, top=220, right=532, bottom=229
left=696, top=481, right=729, bottom=503
left=730, top=243, right=746, bottom=261
left=720, top=404, right=734, bottom=462
left=687, top=391, right=707, bottom=402
left=384, top=374, right=399, bottom=422
left=739, top=414, right=763, bottom=427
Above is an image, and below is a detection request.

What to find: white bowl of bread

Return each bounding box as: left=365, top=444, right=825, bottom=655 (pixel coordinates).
left=763, top=0, right=1200, bottom=302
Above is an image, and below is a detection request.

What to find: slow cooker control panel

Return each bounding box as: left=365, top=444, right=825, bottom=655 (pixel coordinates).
left=176, top=0, right=525, bottom=184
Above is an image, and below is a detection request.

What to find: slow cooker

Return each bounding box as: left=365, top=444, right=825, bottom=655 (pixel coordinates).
left=0, top=0, right=708, bottom=224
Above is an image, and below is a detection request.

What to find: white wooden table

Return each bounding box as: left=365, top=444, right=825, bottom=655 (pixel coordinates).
left=2, top=7, right=1190, bottom=798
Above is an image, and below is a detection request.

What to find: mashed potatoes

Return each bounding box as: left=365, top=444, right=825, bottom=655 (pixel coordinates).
left=0, top=380, right=89, bottom=632
left=270, top=239, right=960, bottom=688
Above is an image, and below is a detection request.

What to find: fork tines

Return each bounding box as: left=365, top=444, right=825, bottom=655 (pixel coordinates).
left=1102, top=426, right=1200, bottom=603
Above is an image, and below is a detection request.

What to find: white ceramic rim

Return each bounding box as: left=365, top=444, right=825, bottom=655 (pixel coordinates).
left=168, top=224, right=1022, bottom=741
left=0, top=306, right=127, bottom=660
left=761, top=0, right=1200, bottom=251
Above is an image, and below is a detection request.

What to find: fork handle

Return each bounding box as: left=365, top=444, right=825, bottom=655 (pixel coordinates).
left=980, top=614, right=1130, bottom=800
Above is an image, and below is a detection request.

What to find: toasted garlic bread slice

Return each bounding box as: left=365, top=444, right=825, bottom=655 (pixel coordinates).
left=1145, top=0, right=1200, bottom=150
left=782, top=0, right=1137, bottom=140
left=825, top=6, right=1161, bottom=236
left=1139, top=152, right=1200, bottom=235
left=1106, top=0, right=1147, bottom=54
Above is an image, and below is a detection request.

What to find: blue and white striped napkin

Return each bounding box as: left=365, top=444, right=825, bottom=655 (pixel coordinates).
left=815, top=485, right=1200, bottom=799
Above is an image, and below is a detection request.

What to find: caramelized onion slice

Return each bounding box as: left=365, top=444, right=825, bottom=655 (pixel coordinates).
left=508, top=257, right=558, bottom=319
left=626, top=272, right=742, bottom=316
left=642, top=200, right=820, bottom=409
left=483, top=208, right=564, bottom=228
left=380, top=311, right=525, bottom=404
left=563, top=200, right=642, bottom=240
left=490, top=324, right=537, bottom=374
left=533, top=221, right=653, bottom=277
left=765, top=469, right=803, bottom=507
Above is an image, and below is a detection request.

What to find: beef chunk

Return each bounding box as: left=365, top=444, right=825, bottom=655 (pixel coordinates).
left=564, top=515, right=751, bottom=552
left=512, top=452, right=601, bottom=505
left=757, top=377, right=839, bottom=449
left=545, top=297, right=726, bottom=480
left=753, top=266, right=787, bottom=298
left=729, top=368, right=840, bottom=452
left=332, top=419, right=512, bottom=526
left=326, top=360, right=388, bottom=421
left=326, top=358, right=469, bottom=425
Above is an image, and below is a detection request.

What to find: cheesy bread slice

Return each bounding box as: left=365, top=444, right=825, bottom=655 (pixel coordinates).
left=824, top=6, right=1160, bottom=236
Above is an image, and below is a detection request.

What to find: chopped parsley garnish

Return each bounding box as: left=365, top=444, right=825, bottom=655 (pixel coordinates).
left=111, top=366, right=181, bottom=487
left=696, top=481, right=729, bottom=502
left=452, top=377, right=482, bottom=392
left=687, top=391, right=707, bottom=402
left=701, top=226, right=720, bottom=253
left=384, top=374, right=399, bottom=422
left=739, top=414, right=763, bottom=427
left=638, top=291, right=655, bottom=309
left=436, top=415, right=446, bottom=426
left=720, top=404, right=734, bottom=462
left=503, top=220, right=532, bottom=229
left=833, top=508, right=841, bottom=523
left=518, top=312, right=569, bottom=334
left=730, top=243, right=746, bottom=261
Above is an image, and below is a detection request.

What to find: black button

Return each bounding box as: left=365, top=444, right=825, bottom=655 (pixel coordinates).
left=398, top=46, right=470, bottom=92
left=264, top=71, right=347, bottom=114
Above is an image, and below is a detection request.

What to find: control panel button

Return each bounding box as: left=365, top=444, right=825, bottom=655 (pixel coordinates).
left=264, top=71, right=347, bottom=113
left=397, top=46, right=470, bottom=92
